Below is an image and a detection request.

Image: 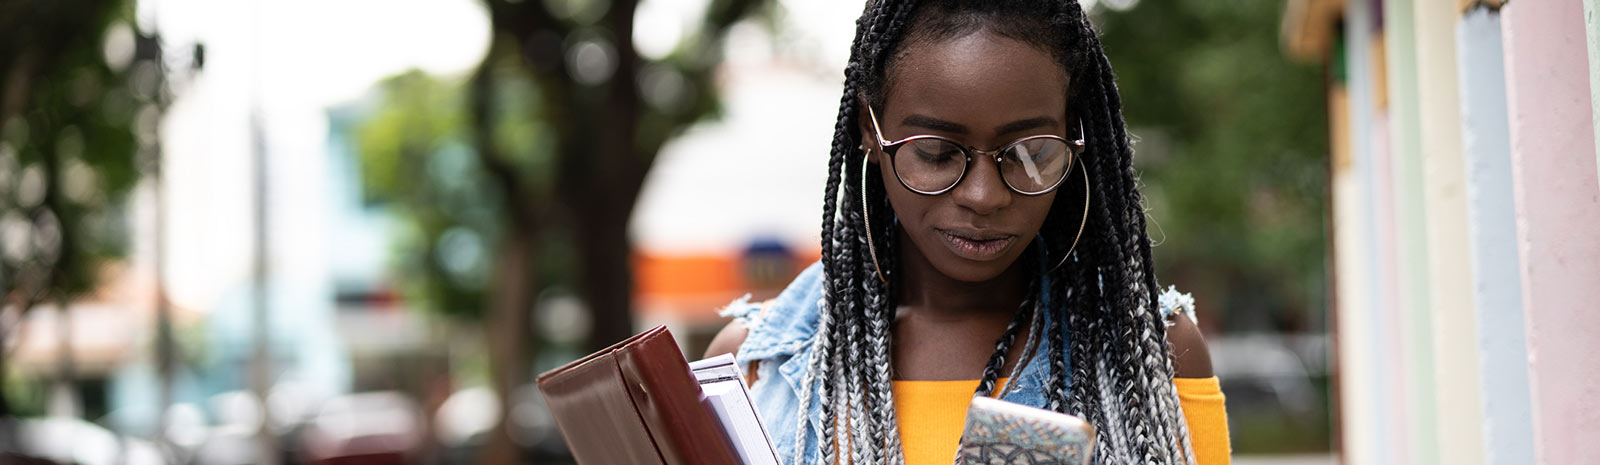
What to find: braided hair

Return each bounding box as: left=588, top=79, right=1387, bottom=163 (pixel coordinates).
left=793, top=0, right=1194, bottom=464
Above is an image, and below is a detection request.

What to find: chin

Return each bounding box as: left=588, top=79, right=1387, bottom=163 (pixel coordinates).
left=935, top=263, right=1011, bottom=282
left=919, top=238, right=1028, bottom=283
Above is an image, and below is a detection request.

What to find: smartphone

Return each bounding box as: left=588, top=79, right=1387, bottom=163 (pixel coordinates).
left=954, top=396, right=1097, bottom=465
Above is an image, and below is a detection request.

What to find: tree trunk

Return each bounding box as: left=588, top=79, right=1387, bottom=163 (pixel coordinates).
left=571, top=0, right=643, bottom=353
left=480, top=225, right=538, bottom=465
left=56, top=301, right=74, bottom=415
left=466, top=37, right=545, bottom=465
left=0, top=331, right=11, bottom=419
left=576, top=207, right=635, bottom=353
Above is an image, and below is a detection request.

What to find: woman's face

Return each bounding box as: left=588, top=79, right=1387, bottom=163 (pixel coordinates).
left=863, top=31, right=1070, bottom=283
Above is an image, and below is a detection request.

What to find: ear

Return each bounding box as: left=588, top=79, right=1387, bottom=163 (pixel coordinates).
left=857, top=98, right=881, bottom=165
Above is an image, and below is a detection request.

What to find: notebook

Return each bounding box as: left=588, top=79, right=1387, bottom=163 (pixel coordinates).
left=690, top=354, right=781, bottom=465
left=955, top=396, right=1097, bottom=465
left=535, top=325, right=743, bottom=465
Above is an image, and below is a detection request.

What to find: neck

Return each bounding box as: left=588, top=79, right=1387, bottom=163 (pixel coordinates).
left=894, top=227, right=1032, bottom=318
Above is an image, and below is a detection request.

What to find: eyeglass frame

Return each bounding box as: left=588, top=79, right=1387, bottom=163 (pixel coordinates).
left=863, top=102, right=1086, bottom=197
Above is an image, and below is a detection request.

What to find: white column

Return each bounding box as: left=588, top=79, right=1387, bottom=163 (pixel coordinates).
left=1415, top=1, right=1484, bottom=463
left=1340, top=0, right=1394, bottom=462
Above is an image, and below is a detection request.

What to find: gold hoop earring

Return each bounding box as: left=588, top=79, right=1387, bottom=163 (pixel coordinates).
left=1045, top=162, right=1091, bottom=274
left=862, top=149, right=888, bottom=283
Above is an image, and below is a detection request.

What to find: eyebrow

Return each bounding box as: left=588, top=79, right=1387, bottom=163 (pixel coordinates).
left=995, top=116, right=1060, bottom=135
left=899, top=114, right=1061, bottom=136
left=901, top=114, right=969, bottom=133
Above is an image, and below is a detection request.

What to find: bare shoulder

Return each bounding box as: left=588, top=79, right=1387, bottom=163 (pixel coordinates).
left=1166, top=314, right=1214, bottom=378
left=704, top=318, right=751, bottom=359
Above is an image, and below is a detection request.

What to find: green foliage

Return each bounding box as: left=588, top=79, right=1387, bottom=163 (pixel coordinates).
left=485, top=56, right=560, bottom=195
left=1, top=369, right=48, bottom=417
left=1096, top=0, right=1329, bottom=332
left=1095, top=0, right=1333, bottom=454
left=353, top=0, right=772, bottom=329
left=357, top=72, right=469, bottom=200
left=1, top=0, right=158, bottom=307
left=0, top=0, right=193, bottom=417
left=355, top=71, right=507, bottom=319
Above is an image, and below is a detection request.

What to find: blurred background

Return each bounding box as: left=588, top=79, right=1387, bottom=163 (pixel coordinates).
left=3, top=0, right=1597, bottom=464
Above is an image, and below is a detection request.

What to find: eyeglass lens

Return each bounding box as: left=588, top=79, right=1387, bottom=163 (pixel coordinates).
left=893, top=137, right=1073, bottom=194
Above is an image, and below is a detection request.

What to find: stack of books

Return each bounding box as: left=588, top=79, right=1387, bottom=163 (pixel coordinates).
left=535, top=326, right=778, bottom=465
left=537, top=325, right=1095, bottom=465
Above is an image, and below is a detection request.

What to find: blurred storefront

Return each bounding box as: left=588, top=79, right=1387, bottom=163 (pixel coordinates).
left=627, top=34, right=841, bottom=354
left=1283, top=1, right=1600, bottom=464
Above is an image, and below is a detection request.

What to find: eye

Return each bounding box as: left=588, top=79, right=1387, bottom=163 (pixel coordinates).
left=1003, top=145, right=1030, bottom=162
left=914, top=148, right=954, bottom=163
left=1007, top=139, right=1065, bottom=164
left=911, top=141, right=961, bottom=164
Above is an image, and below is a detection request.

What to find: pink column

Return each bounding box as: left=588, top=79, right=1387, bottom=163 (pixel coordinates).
left=1500, top=2, right=1600, bottom=464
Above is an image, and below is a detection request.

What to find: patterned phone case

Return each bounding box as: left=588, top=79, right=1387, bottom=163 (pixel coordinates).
left=955, top=396, right=1097, bottom=465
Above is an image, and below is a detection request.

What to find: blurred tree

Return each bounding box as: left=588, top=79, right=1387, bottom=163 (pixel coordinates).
left=0, top=0, right=188, bottom=422
left=357, top=0, right=771, bottom=461
left=1093, top=0, right=1333, bottom=454
left=1095, top=0, right=1329, bottom=333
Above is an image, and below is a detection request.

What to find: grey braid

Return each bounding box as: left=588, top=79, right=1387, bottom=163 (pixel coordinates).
left=863, top=223, right=903, bottom=462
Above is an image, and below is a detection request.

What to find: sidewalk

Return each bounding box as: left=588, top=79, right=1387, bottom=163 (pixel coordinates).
left=1234, top=454, right=1336, bottom=465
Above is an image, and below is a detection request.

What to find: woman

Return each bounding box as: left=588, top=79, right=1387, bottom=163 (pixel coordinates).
left=706, top=1, right=1230, bottom=464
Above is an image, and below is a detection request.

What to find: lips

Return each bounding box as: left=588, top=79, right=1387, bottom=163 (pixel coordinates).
left=936, top=228, right=1017, bottom=261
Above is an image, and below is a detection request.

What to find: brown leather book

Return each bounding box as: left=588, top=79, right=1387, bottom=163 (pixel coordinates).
left=536, top=325, right=742, bottom=465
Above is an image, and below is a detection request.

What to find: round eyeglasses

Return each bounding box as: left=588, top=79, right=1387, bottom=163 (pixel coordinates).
left=865, top=104, right=1085, bottom=196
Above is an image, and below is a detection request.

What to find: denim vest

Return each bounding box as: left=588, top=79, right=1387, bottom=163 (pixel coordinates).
left=721, top=261, right=1195, bottom=464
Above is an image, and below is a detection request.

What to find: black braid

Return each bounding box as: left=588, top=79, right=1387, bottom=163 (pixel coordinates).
left=1044, top=252, right=1078, bottom=412
left=975, top=277, right=1036, bottom=398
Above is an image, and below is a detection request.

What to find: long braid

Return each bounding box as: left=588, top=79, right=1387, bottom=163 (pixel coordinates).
left=1010, top=267, right=1047, bottom=398
left=838, top=131, right=869, bottom=465
left=1044, top=256, right=1076, bottom=412
left=1090, top=34, right=1192, bottom=464
left=863, top=167, right=903, bottom=462
left=1066, top=3, right=1188, bottom=461
left=1056, top=20, right=1144, bottom=446
left=864, top=246, right=902, bottom=463
left=793, top=297, right=835, bottom=464
left=825, top=5, right=876, bottom=457
left=1093, top=34, right=1195, bottom=462
left=800, top=40, right=868, bottom=464
left=803, top=0, right=924, bottom=463
left=844, top=295, right=870, bottom=465
left=826, top=313, right=848, bottom=463
left=975, top=275, right=1036, bottom=398
left=1087, top=55, right=1154, bottom=463
left=1054, top=187, right=1118, bottom=461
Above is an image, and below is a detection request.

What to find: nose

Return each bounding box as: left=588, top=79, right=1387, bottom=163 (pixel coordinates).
left=949, top=154, right=1012, bottom=215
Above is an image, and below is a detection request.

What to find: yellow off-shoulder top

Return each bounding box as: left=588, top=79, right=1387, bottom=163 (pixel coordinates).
left=892, top=376, right=1230, bottom=465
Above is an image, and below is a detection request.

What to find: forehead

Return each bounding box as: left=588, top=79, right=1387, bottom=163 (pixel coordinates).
left=883, top=32, right=1070, bottom=129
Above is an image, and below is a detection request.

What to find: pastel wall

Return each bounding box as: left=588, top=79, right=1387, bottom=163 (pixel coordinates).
left=1293, top=1, right=1600, bottom=463
left=1457, top=8, right=1536, bottom=465
left=1500, top=2, right=1600, bottom=464
left=1382, top=0, right=1440, bottom=463
left=1337, top=1, right=1383, bottom=461
left=1414, top=0, right=1484, bottom=462
left=1588, top=0, right=1600, bottom=185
